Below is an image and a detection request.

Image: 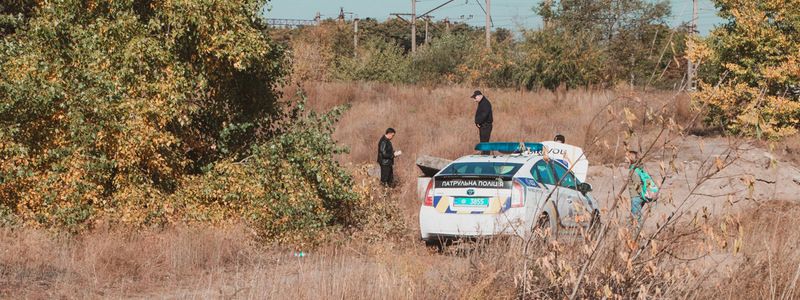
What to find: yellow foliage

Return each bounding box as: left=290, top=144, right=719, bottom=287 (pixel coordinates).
left=685, top=36, right=712, bottom=63
left=691, top=0, right=800, bottom=138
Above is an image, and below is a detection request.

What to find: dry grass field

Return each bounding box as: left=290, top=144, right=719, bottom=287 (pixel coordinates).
left=3, top=82, right=800, bottom=299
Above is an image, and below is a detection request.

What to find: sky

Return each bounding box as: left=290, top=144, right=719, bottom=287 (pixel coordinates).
left=264, top=0, right=723, bottom=35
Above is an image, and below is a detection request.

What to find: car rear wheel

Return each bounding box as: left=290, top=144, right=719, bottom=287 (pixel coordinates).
left=423, top=238, right=444, bottom=251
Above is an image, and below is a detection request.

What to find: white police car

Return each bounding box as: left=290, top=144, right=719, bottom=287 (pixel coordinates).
left=418, top=142, right=599, bottom=242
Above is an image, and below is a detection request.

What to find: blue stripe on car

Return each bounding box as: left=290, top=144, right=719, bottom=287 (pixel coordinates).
left=433, top=196, right=442, bottom=207
left=516, top=178, right=539, bottom=188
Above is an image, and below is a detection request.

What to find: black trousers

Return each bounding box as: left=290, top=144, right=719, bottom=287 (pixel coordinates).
left=479, top=124, right=492, bottom=154
left=380, top=164, right=393, bottom=185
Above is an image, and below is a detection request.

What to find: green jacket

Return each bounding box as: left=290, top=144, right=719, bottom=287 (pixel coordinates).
left=629, top=164, right=659, bottom=201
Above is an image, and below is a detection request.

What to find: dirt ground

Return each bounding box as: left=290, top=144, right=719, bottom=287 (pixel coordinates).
left=589, top=135, right=800, bottom=225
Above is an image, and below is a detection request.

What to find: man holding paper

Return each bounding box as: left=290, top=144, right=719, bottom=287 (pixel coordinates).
left=377, top=128, right=401, bottom=186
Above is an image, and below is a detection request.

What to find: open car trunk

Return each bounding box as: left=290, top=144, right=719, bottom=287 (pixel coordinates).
left=416, top=155, right=452, bottom=201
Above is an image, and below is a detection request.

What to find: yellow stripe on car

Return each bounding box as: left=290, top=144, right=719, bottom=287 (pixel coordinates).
left=485, top=197, right=502, bottom=213
left=435, top=196, right=450, bottom=213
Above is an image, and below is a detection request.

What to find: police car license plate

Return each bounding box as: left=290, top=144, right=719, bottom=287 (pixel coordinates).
left=453, top=197, right=490, bottom=207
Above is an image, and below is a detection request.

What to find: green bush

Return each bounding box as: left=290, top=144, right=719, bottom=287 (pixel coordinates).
left=515, top=29, right=607, bottom=90
left=413, top=34, right=474, bottom=84
left=331, top=38, right=415, bottom=83
left=173, top=101, right=378, bottom=246
left=0, top=204, right=16, bottom=227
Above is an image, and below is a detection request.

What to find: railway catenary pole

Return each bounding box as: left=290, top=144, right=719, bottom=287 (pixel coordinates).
left=411, top=0, right=416, bottom=53
left=425, top=17, right=430, bottom=44
left=354, top=18, right=359, bottom=55
left=393, top=0, right=455, bottom=52
left=485, top=0, right=491, bottom=50
left=687, top=0, right=698, bottom=91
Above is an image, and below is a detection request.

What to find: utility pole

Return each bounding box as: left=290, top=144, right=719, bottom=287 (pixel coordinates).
left=411, top=0, right=417, bottom=53
left=484, top=0, right=491, bottom=50
left=445, top=17, right=450, bottom=33
left=353, top=18, right=359, bottom=56
left=424, top=17, right=430, bottom=44
left=687, top=0, right=698, bottom=91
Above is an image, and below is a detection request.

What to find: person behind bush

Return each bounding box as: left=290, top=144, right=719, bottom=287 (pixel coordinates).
left=626, top=150, right=660, bottom=228
left=377, top=128, right=401, bottom=186
left=554, top=134, right=565, bottom=143
left=471, top=90, right=493, bottom=154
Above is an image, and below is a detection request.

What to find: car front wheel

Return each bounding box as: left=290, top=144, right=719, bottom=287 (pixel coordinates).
left=588, top=210, right=601, bottom=230
left=534, top=202, right=559, bottom=240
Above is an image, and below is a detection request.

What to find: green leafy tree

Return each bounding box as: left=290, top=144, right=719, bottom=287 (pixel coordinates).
left=413, top=34, right=474, bottom=84
left=515, top=29, right=607, bottom=90
left=534, top=0, right=682, bottom=87
left=456, top=38, right=518, bottom=88
left=358, top=18, right=479, bottom=54
left=359, top=18, right=416, bottom=53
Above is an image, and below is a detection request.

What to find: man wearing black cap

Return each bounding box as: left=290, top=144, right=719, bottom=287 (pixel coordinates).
left=472, top=90, right=493, bottom=154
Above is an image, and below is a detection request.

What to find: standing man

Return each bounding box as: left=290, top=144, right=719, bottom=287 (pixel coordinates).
left=472, top=90, right=493, bottom=154
left=378, top=128, right=401, bottom=186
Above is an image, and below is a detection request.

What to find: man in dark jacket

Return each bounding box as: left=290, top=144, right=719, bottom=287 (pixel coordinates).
left=377, top=128, right=401, bottom=186
left=472, top=90, right=493, bottom=154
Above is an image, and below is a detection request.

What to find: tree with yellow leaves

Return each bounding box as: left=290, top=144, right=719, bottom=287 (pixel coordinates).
left=691, top=0, right=800, bottom=138
left=0, top=1, right=398, bottom=245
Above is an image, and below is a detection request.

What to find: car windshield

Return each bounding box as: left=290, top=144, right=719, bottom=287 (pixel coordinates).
left=439, top=162, right=523, bottom=176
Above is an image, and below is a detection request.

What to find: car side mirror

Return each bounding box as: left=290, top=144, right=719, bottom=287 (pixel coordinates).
left=578, top=182, right=593, bottom=194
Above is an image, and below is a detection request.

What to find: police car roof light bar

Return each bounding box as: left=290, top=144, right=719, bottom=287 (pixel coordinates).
left=474, top=142, right=543, bottom=154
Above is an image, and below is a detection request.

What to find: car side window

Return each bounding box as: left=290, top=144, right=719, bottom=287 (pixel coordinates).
left=531, top=160, right=556, bottom=185
left=552, top=161, right=577, bottom=189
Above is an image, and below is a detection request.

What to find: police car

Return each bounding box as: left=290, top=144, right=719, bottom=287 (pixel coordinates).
left=418, top=141, right=600, bottom=242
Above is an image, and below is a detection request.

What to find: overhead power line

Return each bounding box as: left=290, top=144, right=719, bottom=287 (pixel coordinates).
left=392, top=0, right=460, bottom=53
left=474, top=0, right=493, bottom=27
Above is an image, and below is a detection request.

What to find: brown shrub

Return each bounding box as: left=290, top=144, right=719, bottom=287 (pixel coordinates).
left=289, top=26, right=336, bottom=83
